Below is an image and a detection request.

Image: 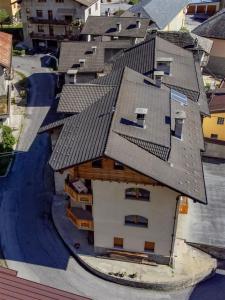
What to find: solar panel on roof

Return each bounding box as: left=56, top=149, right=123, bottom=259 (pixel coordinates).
left=170, top=89, right=188, bottom=106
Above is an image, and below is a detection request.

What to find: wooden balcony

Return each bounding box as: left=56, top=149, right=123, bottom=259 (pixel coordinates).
left=67, top=207, right=94, bottom=231
left=64, top=180, right=93, bottom=205
left=29, top=17, right=71, bottom=25
left=30, top=32, right=77, bottom=41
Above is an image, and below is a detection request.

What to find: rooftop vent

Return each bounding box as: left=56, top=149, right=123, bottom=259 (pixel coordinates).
left=116, top=23, right=122, bottom=32
left=154, top=71, right=164, bottom=88
left=136, top=20, right=141, bottom=29
left=174, top=111, right=186, bottom=140
left=91, top=46, right=97, bottom=53
left=156, top=57, right=173, bottom=75
left=134, top=108, right=148, bottom=128
left=137, top=12, right=141, bottom=18
left=79, top=59, right=86, bottom=67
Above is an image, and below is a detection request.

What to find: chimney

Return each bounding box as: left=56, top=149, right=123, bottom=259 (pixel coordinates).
left=137, top=12, right=141, bottom=17
left=91, top=46, right=97, bottom=53
left=156, top=57, right=173, bottom=75
left=116, top=22, right=122, bottom=32
left=105, top=10, right=110, bottom=16
left=87, top=34, right=91, bottom=42
left=134, top=108, right=148, bottom=128
left=136, top=20, right=141, bottom=29
left=174, top=111, right=186, bottom=139
left=154, top=71, right=164, bottom=88
left=79, top=59, right=86, bottom=67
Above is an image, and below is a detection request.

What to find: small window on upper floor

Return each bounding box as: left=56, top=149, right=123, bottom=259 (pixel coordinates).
left=88, top=8, right=91, bottom=15
left=217, top=117, right=224, bottom=125
left=211, top=133, right=218, bottom=139
left=38, top=0, right=47, bottom=2
left=37, top=24, right=44, bottom=32
left=125, top=215, right=148, bottom=228
left=92, top=159, right=102, bottom=168
left=36, top=10, right=43, bottom=18
left=125, top=188, right=150, bottom=201
left=56, top=0, right=64, bottom=2
left=114, top=161, right=124, bottom=170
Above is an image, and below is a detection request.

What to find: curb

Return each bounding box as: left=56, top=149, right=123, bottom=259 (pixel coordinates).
left=51, top=198, right=217, bottom=291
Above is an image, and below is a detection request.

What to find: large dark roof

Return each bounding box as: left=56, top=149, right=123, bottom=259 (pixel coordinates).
left=112, top=36, right=209, bottom=114
left=0, top=266, right=90, bottom=300
left=81, top=16, right=149, bottom=38
left=48, top=67, right=206, bottom=203
left=192, top=8, right=225, bottom=39
left=123, top=0, right=189, bottom=30
left=58, top=84, right=115, bottom=113
left=58, top=40, right=131, bottom=73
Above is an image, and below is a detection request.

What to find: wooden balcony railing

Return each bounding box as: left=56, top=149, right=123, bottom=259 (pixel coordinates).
left=29, top=17, right=71, bottom=25
left=64, top=181, right=93, bottom=205
left=67, top=207, right=94, bottom=231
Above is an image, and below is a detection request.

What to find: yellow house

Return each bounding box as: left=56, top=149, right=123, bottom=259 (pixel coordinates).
left=0, top=0, right=20, bottom=18
left=203, top=81, right=225, bottom=141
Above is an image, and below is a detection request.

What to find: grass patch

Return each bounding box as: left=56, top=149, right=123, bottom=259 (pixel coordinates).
left=2, top=23, right=23, bottom=29
left=13, top=49, right=25, bottom=56
left=113, top=9, right=125, bottom=16
left=128, top=0, right=139, bottom=4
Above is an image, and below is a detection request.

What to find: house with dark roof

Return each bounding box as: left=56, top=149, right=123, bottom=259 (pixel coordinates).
left=58, top=40, right=131, bottom=84
left=192, top=8, right=225, bottom=76
left=80, top=16, right=149, bottom=44
left=187, top=0, right=220, bottom=16
left=20, top=0, right=101, bottom=48
left=0, top=32, right=13, bottom=121
left=122, top=0, right=188, bottom=31
left=39, top=34, right=208, bottom=264
left=203, top=79, right=225, bottom=141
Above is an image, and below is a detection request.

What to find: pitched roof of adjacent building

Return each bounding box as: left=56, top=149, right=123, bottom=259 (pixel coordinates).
left=48, top=67, right=206, bottom=204
left=58, top=40, right=131, bottom=73
left=122, top=0, right=189, bottom=30
left=0, top=32, right=12, bottom=69
left=192, top=8, right=225, bottom=39
left=81, top=16, right=149, bottom=38
left=58, top=84, right=115, bottom=113
left=73, top=0, right=97, bottom=7
left=0, top=266, right=90, bottom=300
left=208, top=79, right=225, bottom=112
left=112, top=36, right=209, bottom=114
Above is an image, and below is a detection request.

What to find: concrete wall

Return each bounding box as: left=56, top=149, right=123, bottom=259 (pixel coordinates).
left=92, top=180, right=178, bottom=257
left=163, top=8, right=186, bottom=31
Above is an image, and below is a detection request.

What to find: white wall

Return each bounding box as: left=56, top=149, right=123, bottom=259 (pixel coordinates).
left=163, top=8, right=186, bottom=31
left=92, top=181, right=178, bottom=257
left=84, top=0, right=101, bottom=21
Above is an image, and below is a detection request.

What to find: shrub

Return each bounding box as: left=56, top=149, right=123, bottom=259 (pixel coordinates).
left=0, top=125, right=16, bottom=152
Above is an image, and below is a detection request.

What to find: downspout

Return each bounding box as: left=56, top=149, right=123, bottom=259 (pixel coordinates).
left=169, top=196, right=180, bottom=267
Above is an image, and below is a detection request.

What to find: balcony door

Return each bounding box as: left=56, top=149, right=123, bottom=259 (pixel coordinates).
left=48, top=10, right=53, bottom=20
left=49, top=24, right=54, bottom=36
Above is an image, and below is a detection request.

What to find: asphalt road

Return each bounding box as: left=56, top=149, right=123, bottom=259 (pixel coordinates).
left=0, top=56, right=225, bottom=300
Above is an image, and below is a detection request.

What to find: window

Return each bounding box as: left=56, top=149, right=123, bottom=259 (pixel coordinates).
left=36, top=10, right=43, bottom=18
left=125, top=188, right=150, bottom=201
left=157, top=62, right=170, bottom=75
left=56, top=0, right=64, bottom=2
left=211, top=134, right=218, bottom=139
left=38, top=0, right=46, bottom=2
left=92, top=159, right=102, bottom=168
left=38, top=24, right=44, bottom=32
left=95, top=2, right=98, bottom=11
left=88, top=8, right=91, bottom=15
left=114, top=161, right=124, bottom=170
left=217, top=117, right=224, bottom=125
left=144, top=241, right=155, bottom=252
left=114, top=237, right=123, bottom=248
left=125, top=215, right=148, bottom=228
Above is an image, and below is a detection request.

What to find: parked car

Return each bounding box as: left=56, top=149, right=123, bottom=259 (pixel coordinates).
left=14, top=42, right=35, bottom=55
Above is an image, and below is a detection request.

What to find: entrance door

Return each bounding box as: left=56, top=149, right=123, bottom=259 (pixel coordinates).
left=48, top=10, right=53, bottom=20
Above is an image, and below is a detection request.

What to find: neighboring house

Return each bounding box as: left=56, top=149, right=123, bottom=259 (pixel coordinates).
left=187, top=0, right=220, bottom=16
left=203, top=79, right=225, bottom=141
left=1, top=0, right=21, bottom=20
left=39, top=36, right=208, bottom=265
left=20, top=0, right=100, bottom=48
left=0, top=266, right=90, bottom=300
left=155, top=31, right=213, bottom=68
left=122, top=0, right=188, bottom=31
left=192, top=9, right=225, bottom=76
left=58, top=40, right=131, bottom=83
left=80, top=16, right=149, bottom=44
left=0, top=32, right=13, bottom=124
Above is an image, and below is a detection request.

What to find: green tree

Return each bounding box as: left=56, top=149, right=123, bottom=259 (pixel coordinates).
left=0, top=9, right=9, bottom=27
left=0, top=125, right=16, bottom=152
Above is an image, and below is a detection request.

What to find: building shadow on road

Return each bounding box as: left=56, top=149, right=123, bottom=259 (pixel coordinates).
left=190, top=273, right=225, bottom=300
